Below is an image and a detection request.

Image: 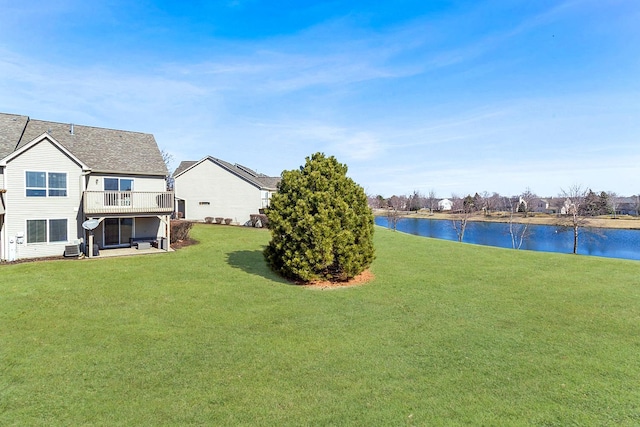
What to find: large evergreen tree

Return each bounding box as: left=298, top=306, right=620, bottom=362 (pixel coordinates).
left=264, top=153, right=375, bottom=282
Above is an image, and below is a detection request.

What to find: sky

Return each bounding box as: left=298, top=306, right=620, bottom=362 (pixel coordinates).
left=0, top=0, right=638, bottom=198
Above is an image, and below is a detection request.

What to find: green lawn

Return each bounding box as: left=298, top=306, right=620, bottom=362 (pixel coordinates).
left=2, top=224, right=639, bottom=425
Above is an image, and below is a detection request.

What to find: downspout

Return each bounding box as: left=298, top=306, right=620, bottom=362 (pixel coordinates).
left=80, top=170, right=92, bottom=249
left=1, top=168, right=7, bottom=261
left=0, top=190, right=4, bottom=262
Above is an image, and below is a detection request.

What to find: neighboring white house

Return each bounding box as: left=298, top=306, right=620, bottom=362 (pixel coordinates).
left=438, top=198, right=453, bottom=211
left=173, top=156, right=279, bottom=225
left=0, top=113, right=173, bottom=261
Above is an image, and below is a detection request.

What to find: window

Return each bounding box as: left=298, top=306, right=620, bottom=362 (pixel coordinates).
left=26, top=171, right=67, bottom=197
left=105, top=178, right=133, bottom=191
left=49, top=219, right=68, bottom=242
left=199, top=201, right=210, bottom=205
left=104, top=178, right=134, bottom=206
left=48, top=173, right=67, bottom=196
left=27, top=220, right=46, bottom=243
left=26, top=171, right=46, bottom=197
left=26, top=219, right=68, bottom=244
left=261, top=191, right=272, bottom=208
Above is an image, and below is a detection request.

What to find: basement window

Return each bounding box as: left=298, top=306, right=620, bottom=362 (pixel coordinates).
left=27, top=219, right=68, bottom=243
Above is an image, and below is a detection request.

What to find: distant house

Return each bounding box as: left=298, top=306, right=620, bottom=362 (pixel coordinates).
left=0, top=113, right=173, bottom=261
left=616, top=196, right=639, bottom=216
left=531, top=197, right=559, bottom=213
left=438, top=198, right=453, bottom=211
left=173, top=156, right=280, bottom=225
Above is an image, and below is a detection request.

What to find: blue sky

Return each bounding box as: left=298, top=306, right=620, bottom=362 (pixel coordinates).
left=1, top=0, right=638, bottom=197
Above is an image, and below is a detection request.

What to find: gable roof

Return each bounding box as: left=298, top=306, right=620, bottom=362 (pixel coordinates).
left=175, top=156, right=280, bottom=190
left=173, top=160, right=198, bottom=177
left=0, top=112, right=167, bottom=176
left=0, top=133, right=89, bottom=169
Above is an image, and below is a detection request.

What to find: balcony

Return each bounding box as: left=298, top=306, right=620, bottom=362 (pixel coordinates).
left=84, top=191, right=174, bottom=215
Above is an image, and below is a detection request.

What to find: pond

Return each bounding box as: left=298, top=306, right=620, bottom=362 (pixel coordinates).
left=374, top=216, right=640, bottom=261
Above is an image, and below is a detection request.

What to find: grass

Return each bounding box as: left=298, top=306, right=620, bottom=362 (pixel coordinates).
left=1, top=224, right=640, bottom=425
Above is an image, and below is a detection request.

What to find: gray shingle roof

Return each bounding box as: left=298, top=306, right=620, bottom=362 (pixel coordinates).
left=174, top=160, right=198, bottom=177
left=0, top=113, right=167, bottom=176
left=175, top=156, right=280, bottom=190
left=0, top=113, right=29, bottom=160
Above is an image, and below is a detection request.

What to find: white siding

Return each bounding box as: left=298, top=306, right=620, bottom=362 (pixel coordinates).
left=4, top=140, right=83, bottom=259
left=135, top=217, right=162, bottom=239
left=175, top=160, right=262, bottom=224
left=86, top=174, right=166, bottom=192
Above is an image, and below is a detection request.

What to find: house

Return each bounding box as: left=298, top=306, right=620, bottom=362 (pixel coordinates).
left=615, top=196, right=639, bottom=216
left=437, top=198, right=453, bottom=211
left=0, top=113, right=173, bottom=261
left=174, top=156, right=279, bottom=225
left=531, top=197, right=551, bottom=213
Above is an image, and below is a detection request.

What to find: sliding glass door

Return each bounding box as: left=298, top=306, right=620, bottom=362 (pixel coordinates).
left=104, top=218, right=134, bottom=246
left=104, top=178, right=134, bottom=206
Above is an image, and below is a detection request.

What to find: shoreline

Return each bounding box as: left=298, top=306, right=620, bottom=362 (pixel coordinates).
left=373, top=209, right=640, bottom=230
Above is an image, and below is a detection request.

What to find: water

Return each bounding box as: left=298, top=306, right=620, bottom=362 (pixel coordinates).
left=375, top=216, right=640, bottom=261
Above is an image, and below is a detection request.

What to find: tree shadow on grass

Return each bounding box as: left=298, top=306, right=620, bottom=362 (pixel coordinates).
left=226, top=249, right=289, bottom=284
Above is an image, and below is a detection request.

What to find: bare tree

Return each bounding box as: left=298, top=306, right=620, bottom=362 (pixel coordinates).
left=607, top=191, right=619, bottom=219
left=386, top=208, right=400, bottom=230
left=519, top=187, right=537, bottom=217
left=387, top=195, right=407, bottom=211
left=386, top=195, right=405, bottom=231
left=507, top=211, right=529, bottom=249
left=500, top=196, right=515, bottom=213
left=367, top=194, right=386, bottom=209
left=408, top=190, right=425, bottom=211
left=161, top=149, right=175, bottom=191
left=426, top=189, right=437, bottom=214
left=558, top=184, right=588, bottom=254
left=451, top=195, right=474, bottom=242
left=484, top=191, right=500, bottom=215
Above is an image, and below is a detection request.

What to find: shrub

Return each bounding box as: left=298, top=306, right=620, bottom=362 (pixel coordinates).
left=215, top=217, right=223, bottom=224
left=204, top=217, right=214, bottom=224
left=264, top=153, right=375, bottom=282
left=249, top=214, right=269, bottom=228
left=170, top=220, right=193, bottom=243
left=224, top=218, right=233, bottom=225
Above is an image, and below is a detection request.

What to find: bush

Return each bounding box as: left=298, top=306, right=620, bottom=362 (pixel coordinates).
left=264, top=153, right=375, bottom=282
left=204, top=217, right=214, bottom=224
left=171, top=220, right=193, bottom=243
left=249, top=214, right=269, bottom=228
left=215, top=217, right=223, bottom=224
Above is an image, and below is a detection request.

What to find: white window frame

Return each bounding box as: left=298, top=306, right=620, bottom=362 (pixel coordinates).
left=104, top=177, right=134, bottom=207
left=104, top=177, right=134, bottom=192
left=26, top=219, right=68, bottom=244
left=25, top=171, right=68, bottom=197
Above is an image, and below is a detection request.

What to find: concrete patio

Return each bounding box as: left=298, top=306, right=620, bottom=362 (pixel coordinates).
left=87, top=246, right=172, bottom=259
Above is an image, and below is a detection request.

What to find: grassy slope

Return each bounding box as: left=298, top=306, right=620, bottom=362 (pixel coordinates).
left=1, top=225, right=639, bottom=426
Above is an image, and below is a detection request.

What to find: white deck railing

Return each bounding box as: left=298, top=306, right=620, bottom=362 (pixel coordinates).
left=84, top=191, right=174, bottom=214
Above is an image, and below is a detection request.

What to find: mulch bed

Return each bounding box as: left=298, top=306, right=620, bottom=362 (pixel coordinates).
left=298, top=270, right=375, bottom=290
left=1, top=255, right=68, bottom=265
left=170, top=238, right=198, bottom=250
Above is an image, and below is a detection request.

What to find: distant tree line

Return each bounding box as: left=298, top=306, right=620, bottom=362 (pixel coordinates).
left=371, top=186, right=640, bottom=254
left=368, top=188, right=640, bottom=218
